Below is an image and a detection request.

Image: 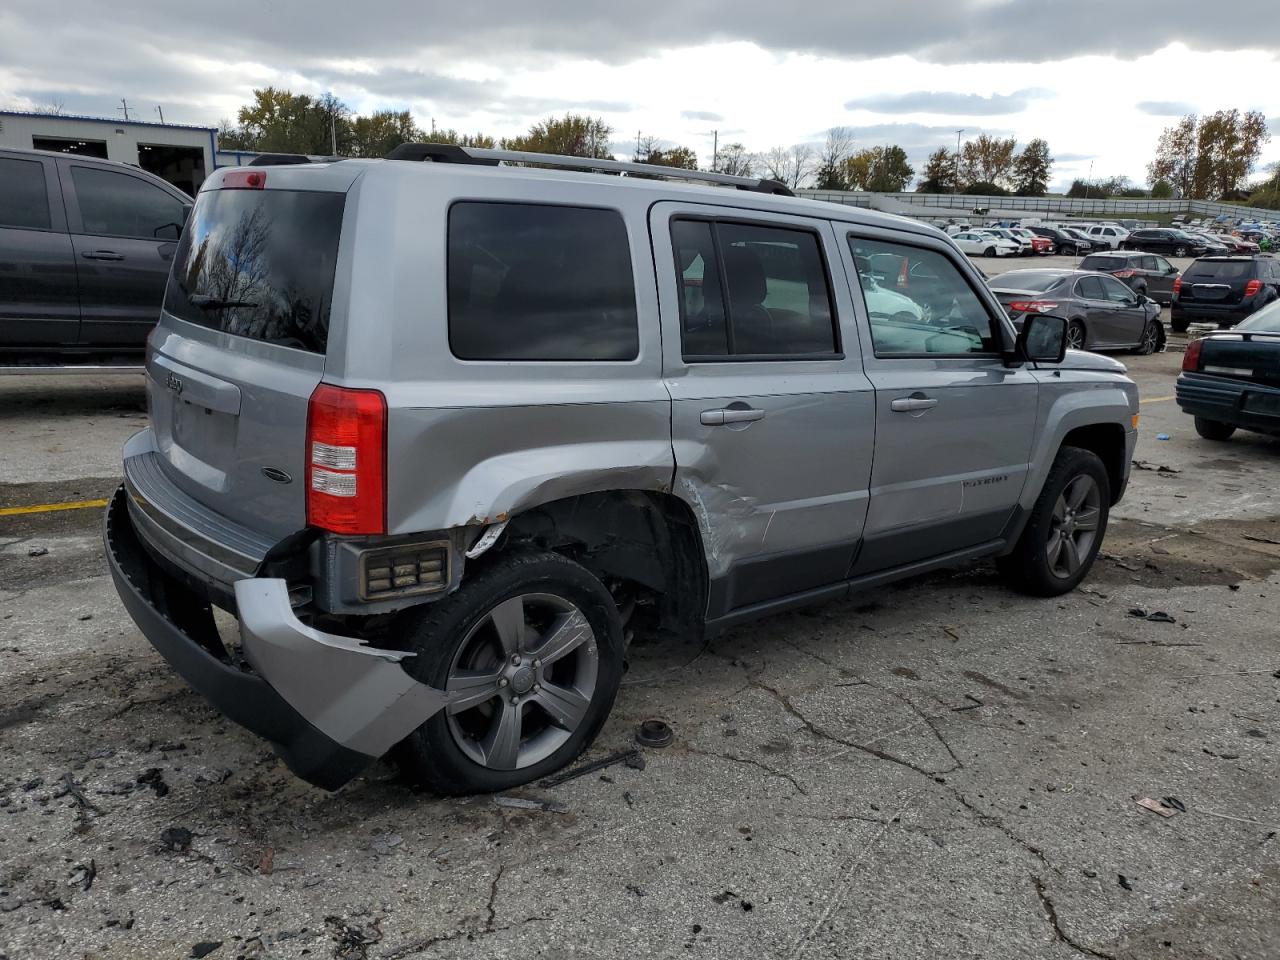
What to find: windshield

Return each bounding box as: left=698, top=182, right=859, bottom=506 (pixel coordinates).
left=1238, top=300, right=1280, bottom=332
left=163, top=188, right=345, bottom=354
left=1185, top=260, right=1253, bottom=280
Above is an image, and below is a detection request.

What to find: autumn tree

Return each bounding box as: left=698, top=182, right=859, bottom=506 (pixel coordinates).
left=813, top=127, right=856, bottom=190
left=502, top=114, right=613, bottom=159
left=917, top=147, right=958, bottom=193
left=645, top=146, right=699, bottom=169
left=960, top=134, right=1017, bottom=188
left=716, top=143, right=754, bottom=177
left=1148, top=111, right=1270, bottom=199
left=1012, top=138, right=1053, bottom=196
left=846, top=146, right=914, bottom=192
left=233, top=87, right=353, bottom=154
left=429, top=128, right=497, bottom=149
left=349, top=110, right=421, bottom=158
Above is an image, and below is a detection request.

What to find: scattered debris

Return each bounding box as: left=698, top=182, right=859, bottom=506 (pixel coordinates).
left=369, top=833, right=405, bottom=853
left=942, top=625, right=961, bottom=641
left=258, top=847, right=275, bottom=875
left=1242, top=534, right=1280, bottom=546
left=1161, top=796, right=1186, bottom=813
left=77, top=613, right=93, bottom=621
left=1102, top=553, right=1141, bottom=571
left=160, top=826, right=193, bottom=853
left=52, top=772, right=101, bottom=816
left=325, top=915, right=382, bottom=960
left=538, top=748, right=645, bottom=787
left=636, top=718, right=674, bottom=748
left=951, top=695, right=984, bottom=712
left=1132, top=460, right=1181, bottom=474
left=1118, top=874, right=1133, bottom=890
left=190, top=942, right=222, bottom=958
left=493, top=796, right=568, bottom=814
left=1156, top=433, right=1170, bottom=441
left=1136, top=797, right=1179, bottom=818
left=27, top=547, right=48, bottom=557
left=1127, top=609, right=1176, bottom=623
left=67, top=860, right=96, bottom=892
left=137, top=768, right=169, bottom=797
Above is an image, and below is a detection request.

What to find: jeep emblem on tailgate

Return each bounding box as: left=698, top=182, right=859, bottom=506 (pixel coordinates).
left=165, top=372, right=183, bottom=395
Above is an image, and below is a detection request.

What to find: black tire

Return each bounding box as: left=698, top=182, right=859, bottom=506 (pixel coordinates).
left=1194, top=417, right=1236, bottom=441
left=1170, top=315, right=1190, bottom=333
left=1130, top=320, right=1160, bottom=355
left=1173, top=245, right=1187, bottom=258
left=984, top=246, right=996, bottom=258
left=1054, top=244, right=1065, bottom=255
left=1066, top=319, right=1087, bottom=350
left=997, top=446, right=1110, bottom=597
left=393, top=551, right=624, bottom=795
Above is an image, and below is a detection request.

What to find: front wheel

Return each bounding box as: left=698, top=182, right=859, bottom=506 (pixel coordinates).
left=984, top=246, right=996, bottom=258
left=394, top=551, right=625, bottom=795
left=1194, top=417, right=1236, bottom=441
left=1131, top=320, right=1160, bottom=355
left=1066, top=319, right=1086, bottom=350
left=998, top=446, right=1110, bottom=596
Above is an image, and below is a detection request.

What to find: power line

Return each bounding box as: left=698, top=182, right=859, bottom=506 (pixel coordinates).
left=118, top=99, right=131, bottom=122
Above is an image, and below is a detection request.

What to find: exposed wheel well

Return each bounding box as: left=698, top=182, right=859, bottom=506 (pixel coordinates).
left=485, top=490, right=708, bottom=642
left=1061, top=424, right=1126, bottom=504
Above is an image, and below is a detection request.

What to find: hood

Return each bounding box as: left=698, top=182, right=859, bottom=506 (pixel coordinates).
left=1039, top=349, right=1128, bottom=374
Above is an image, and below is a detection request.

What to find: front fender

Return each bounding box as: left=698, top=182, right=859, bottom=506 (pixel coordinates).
left=1021, top=372, right=1138, bottom=512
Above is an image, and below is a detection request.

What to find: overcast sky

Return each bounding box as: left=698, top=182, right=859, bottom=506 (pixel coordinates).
left=2, top=0, right=1277, bottom=191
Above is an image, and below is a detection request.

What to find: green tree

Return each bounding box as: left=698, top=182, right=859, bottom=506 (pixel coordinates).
left=502, top=114, right=613, bottom=158
left=963, top=180, right=1008, bottom=196
left=350, top=110, right=422, bottom=158
left=1150, top=179, right=1174, bottom=199
left=235, top=87, right=352, bottom=154
left=1248, top=163, right=1280, bottom=209
left=842, top=146, right=914, bottom=192
left=960, top=134, right=1017, bottom=189
left=430, top=128, right=497, bottom=149
left=1148, top=111, right=1270, bottom=200
left=916, top=147, right=957, bottom=193
left=646, top=146, right=699, bottom=169
left=1011, top=138, right=1053, bottom=196
left=216, top=119, right=256, bottom=151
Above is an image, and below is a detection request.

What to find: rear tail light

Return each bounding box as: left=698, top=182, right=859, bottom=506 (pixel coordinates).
left=1114, top=269, right=1136, bottom=278
left=897, top=257, right=909, bottom=289
left=305, top=384, right=387, bottom=535
left=1244, top=279, right=1262, bottom=297
left=221, top=169, right=266, bottom=190
left=1008, top=300, right=1059, bottom=314
left=1173, top=277, right=1182, bottom=295
left=1182, top=338, right=1203, bottom=372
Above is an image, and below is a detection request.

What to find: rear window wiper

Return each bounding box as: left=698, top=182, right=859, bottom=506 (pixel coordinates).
left=189, top=294, right=259, bottom=310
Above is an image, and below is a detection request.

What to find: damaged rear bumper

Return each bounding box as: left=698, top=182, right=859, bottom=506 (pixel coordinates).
left=103, top=487, right=447, bottom=789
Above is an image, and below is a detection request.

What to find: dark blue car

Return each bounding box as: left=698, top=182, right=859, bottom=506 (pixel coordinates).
left=1176, top=299, right=1280, bottom=440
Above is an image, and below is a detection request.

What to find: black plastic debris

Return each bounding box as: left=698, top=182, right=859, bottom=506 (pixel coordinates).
left=160, top=826, right=193, bottom=853
left=636, top=719, right=674, bottom=748
left=27, top=547, right=48, bottom=558
left=190, top=941, right=222, bottom=958
left=137, top=768, right=169, bottom=798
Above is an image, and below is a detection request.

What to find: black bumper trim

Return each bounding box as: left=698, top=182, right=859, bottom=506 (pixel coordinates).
left=103, top=487, right=373, bottom=790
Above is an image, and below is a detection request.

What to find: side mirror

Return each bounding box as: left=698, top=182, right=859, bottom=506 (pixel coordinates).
left=1019, top=314, right=1067, bottom=363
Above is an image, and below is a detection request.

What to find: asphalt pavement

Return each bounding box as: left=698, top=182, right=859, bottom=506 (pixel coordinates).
left=1, top=345, right=1278, bottom=959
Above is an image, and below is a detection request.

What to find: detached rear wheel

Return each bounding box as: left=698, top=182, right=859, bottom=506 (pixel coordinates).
left=395, top=552, right=624, bottom=795
left=998, top=446, right=1110, bottom=596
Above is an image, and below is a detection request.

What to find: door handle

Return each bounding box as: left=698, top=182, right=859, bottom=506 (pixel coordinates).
left=82, top=250, right=124, bottom=261
left=890, top=396, right=938, bottom=413
left=701, top=407, right=765, bottom=426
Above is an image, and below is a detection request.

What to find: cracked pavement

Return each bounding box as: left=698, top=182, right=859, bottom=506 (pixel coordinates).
left=2, top=348, right=1279, bottom=959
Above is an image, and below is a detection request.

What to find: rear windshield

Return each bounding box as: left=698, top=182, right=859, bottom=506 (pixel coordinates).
left=1238, top=300, right=1280, bottom=332
left=163, top=188, right=344, bottom=354
left=995, top=272, right=1064, bottom=292
left=1081, top=256, right=1125, bottom=271
left=1185, top=260, right=1253, bottom=281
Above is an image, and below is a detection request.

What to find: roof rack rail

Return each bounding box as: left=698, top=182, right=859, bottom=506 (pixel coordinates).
left=383, top=141, right=794, bottom=197
left=246, top=153, right=344, bottom=167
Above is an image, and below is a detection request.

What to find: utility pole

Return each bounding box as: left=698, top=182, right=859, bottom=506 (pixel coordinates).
left=954, top=129, right=964, bottom=194
left=118, top=99, right=131, bottom=122
left=330, top=113, right=337, bottom=155
left=712, top=129, right=718, bottom=172
left=155, top=105, right=164, bottom=124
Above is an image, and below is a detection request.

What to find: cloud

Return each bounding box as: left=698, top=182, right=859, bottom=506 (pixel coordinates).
left=846, top=89, right=1050, bottom=116
left=681, top=110, right=723, bottom=122
left=1136, top=100, right=1194, bottom=116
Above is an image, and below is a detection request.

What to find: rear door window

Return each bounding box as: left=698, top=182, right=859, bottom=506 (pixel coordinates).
left=163, top=188, right=345, bottom=354
left=671, top=218, right=838, bottom=358
left=70, top=166, right=185, bottom=240
left=0, top=157, right=52, bottom=230
left=448, top=202, right=638, bottom=361
left=1100, top=276, right=1136, bottom=302
left=1076, top=276, right=1107, bottom=300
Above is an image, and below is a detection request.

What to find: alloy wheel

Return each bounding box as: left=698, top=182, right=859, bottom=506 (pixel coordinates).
left=1066, top=322, right=1086, bottom=350
left=444, top=593, right=599, bottom=770
left=1046, top=475, right=1101, bottom=579
left=1138, top=322, right=1158, bottom=355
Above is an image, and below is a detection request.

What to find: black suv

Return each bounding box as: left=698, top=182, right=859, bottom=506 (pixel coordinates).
left=0, top=147, right=191, bottom=363
left=1079, top=250, right=1181, bottom=305
left=1027, top=226, right=1091, bottom=255
left=1122, top=228, right=1208, bottom=258
left=1170, top=256, right=1280, bottom=332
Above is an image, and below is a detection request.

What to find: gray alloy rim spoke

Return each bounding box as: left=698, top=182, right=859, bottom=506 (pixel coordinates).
left=1052, top=495, right=1067, bottom=523
left=1066, top=476, right=1092, bottom=511
left=1074, top=507, right=1100, bottom=532
left=1047, top=533, right=1065, bottom=568
left=533, top=682, right=591, bottom=731
left=488, top=595, right=526, bottom=655
left=528, top=610, right=593, bottom=667
left=1061, top=535, right=1082, bottom=574
left=445, top=668, right=505, bottom=715
left=480, top=701, right=523, bottom=770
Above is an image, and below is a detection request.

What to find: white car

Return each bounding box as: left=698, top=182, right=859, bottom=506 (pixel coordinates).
left=952, top=231, right=1020, bottom=258
left=1086, top=225, right=1129, bottom=249
left=979, top=228, right=1033, bottom=256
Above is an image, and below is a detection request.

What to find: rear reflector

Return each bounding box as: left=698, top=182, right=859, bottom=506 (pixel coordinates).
left=306, top=384, right=387, bottom=535
left=1173, top=277, right=1183, bottom=295
left=1182, top=338, right=1203, bottom=372
left=221, top=169, right=266, bottom=190
left=1245, top=279, right=1262, bottom=297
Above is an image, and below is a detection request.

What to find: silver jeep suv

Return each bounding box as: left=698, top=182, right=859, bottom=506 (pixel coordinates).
left=105, top=145, right=1139, bottom=794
